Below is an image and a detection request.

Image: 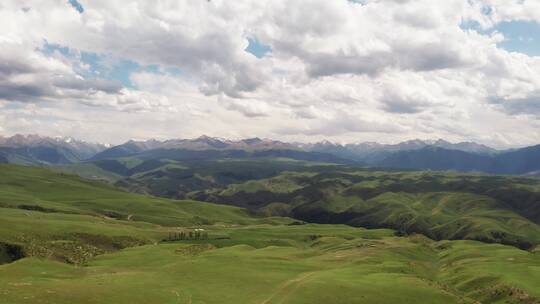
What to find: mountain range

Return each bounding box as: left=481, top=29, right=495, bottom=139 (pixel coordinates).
left=90, top=136, right=498, bottom=159
left=0, top=134, right=107, bottom=165
left=0, top=134, right=538, bottom=176
left=90, top=136, right=298, bottom=160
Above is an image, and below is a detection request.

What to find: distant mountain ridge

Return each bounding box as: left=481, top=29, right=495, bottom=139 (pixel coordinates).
left=2, top=134, right=539, bottom=176
left=83, top=136, right=536, bottom=177
left=302, top=138, right=498, bottom=163
left=92, top=136, right=499, bottom=159
left=371, top=145, right=540, bottom=175
left=91, top=135, right=299, bottom=160
left=0, top=134, right=107, bottom=165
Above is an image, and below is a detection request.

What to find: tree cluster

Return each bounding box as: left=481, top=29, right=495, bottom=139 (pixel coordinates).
left=165, top=231, right=208, bottom=241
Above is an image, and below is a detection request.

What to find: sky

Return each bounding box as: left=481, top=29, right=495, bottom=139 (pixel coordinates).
left=1, top=0, right=540, bottom=148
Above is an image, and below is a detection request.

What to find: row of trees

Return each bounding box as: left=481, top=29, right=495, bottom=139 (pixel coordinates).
left=165, top=231, right=208, bottom=241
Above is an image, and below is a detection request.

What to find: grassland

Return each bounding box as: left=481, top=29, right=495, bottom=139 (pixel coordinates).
left=1, top=164, right=539, bottom=303
left=64, top=157, right=540, bottom=249
left=1, top=225, right=539, bottom=303
left=193, top=170, right=540, bottom=249
left=0, top=164, right=286, bottom=263
left=61, top=157, right=345, bottom=198
left=0, top=164, right=283, bottom=227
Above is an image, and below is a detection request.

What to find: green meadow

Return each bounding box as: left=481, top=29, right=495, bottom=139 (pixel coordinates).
left=1, top=225, right=539, bottom=303
left=192, top=169, right=540, bottom=249
left=0, top=164, right=539, bottom=303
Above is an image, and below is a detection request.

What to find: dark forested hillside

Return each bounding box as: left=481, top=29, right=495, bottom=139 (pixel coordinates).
left=188, top=169, right=540, bottom=249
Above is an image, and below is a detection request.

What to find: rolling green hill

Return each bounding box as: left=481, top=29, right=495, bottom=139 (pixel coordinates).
left=0, top=164, right=539, bottom=303
left=60, top=157, right=540, bottom=249
left=60, top=157, right=345, bottom=195
left=1, top=224, right=539, bottom=304
left=0, top=164, right=274, bottom=227
left=0, top=164, right=286, bottom=263
left=191, top=170, right=540, bottom=249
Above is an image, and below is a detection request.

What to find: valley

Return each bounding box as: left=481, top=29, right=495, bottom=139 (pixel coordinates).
left=0, top=161, right=539, bottom=303
left=4, top=1, right=540, bottom=303
left=0, top=135, right=539, bottom=303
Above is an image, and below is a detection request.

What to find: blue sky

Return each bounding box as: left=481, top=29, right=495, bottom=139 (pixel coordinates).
left=461, top=19, right=540, bottom=56
left=245, top=38, right=272, bottom=59
left=43, top=37, right=271, bottom=89
left=496, top=21, right=540, bottom=56
left=68, top=0, right=83, bottom=13
left=68, top=0, right=84, bottom=14
left=42, top=42, right=180, bottom=89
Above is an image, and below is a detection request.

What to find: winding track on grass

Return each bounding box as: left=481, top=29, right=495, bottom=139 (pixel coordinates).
left=260, top=272, right=316, bottom=304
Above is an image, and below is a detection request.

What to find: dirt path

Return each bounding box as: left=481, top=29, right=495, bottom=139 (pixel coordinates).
left=171, top=289, right=192, bottom=304
left=260, top=272, right=316, bottom=304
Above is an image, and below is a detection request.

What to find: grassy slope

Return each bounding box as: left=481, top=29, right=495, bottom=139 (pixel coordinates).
left=195, top=171, right=540, bottom=249
left=0, top=164, right=278, bottom=227
left=55, top=163, right=123, bottom=182
left=60, top=157, right=345, bottom=198
left=0, top=164, right=287, bottom=263
left=0, top=164, right=539, bottom=303
left=62, top=157, right=540, bottom=248
left=0, top=225, right=538, bottom=304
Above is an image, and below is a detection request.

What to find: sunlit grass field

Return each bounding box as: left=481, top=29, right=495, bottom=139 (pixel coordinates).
left=1, top=225, right=539, bottom=303
left=0, top=164, right=539, bottom=303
